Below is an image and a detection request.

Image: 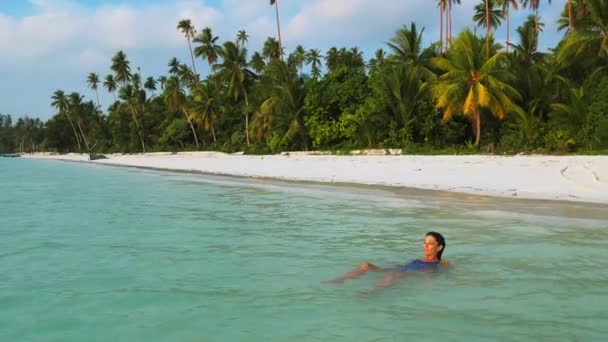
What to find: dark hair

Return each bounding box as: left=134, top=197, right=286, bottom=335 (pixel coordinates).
left=426, top=231, right=446, bottom=260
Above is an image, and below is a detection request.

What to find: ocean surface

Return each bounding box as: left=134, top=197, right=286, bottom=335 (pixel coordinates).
left=2, top=158, right=608, bottom=341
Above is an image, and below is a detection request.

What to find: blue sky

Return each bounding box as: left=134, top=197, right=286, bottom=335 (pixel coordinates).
left=0, top=0, right=567, bottom=119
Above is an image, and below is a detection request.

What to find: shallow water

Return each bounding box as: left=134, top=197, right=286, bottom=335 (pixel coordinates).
left=1, top=158, right=608, bottom=341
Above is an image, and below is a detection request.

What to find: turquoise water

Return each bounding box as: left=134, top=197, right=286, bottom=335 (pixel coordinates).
left=2, top=158, right=608, bottom=341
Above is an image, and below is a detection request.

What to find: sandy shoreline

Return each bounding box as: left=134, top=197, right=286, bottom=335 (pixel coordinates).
left=19, top=152, right=608, bottom=205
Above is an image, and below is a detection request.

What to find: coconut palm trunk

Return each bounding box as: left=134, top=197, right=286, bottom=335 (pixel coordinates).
left=475, top=109, right=481, bottom=146
left=244, top=91, right=250, bottom=146
left=568, top=0, right=572, bottom=31
left=76, top=120, right=91, bottom=151
left=506, top=4, right=511, bottom=52
left=128, top=105, right=146, bottom=153
left=182, top=108, right=200, bottom=149
left=486, top=0, right=491, bottom=50
left=440, top=3, right=444, bottom=53
left=272, top=0, right=283, bottom=60
left=65, top=115, right=82, bottom=151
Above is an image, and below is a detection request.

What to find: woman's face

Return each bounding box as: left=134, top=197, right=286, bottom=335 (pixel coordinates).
left=423, top=235, right=443, bottom=260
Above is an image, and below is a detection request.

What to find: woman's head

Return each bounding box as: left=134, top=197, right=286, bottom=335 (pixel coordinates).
left=424, top=232, right=446, bottom=260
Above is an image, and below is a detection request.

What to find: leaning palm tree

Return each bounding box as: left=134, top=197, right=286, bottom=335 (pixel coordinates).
left=51, top=90, right=81, bottom=151
left=111, top=51, right=132, bottom=86
left=269, top=0, right=283, bottom=61
left=164, top=77, right=200, bottom=149
left=68, top=92, right=91, bottom=152
left=189, top=82, right=221, bottom=143
left=214, top=41, right=256, bottom=145
left=118, top=85, right=146, bottom=152
left=87, top=73, right=101, bottom=109
left=193, top=27, right=222, bottom=67
left=177, top=19, right=199, bottom=79
left=103, top=74, right=117, bottom=102
left=498, top=0, right=520, bottom=52
left=432, top=29, right=521, bottom=146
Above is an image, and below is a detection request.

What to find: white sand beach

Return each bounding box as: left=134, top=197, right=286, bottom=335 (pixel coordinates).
left=21, top=152, right=608, bottom=204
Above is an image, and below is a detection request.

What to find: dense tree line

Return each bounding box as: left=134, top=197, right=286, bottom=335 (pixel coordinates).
left=2, top=0, right=607, bottom=155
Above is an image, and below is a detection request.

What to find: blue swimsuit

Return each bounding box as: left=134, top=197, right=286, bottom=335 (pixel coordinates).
left=398, top=259, right=440, bottom=272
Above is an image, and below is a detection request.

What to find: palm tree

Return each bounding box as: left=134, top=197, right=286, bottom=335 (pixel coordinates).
left=306, top=49, right=323, bottom=79
left=522, top=0, right=552, bottom=34
left=158, top=76, right=168, bottom=91
left=168, top=57, right=181, bottom=76
left=448, top=0, right=462, bottom=48
left=103, top=74, right=117, bottom=102
left=498, top=0, right=520, bottom=52
left=144, top=76, right=157, bottom=95
left=214, top=41, right=256, bottom=145
left=269, top=0, right=283, bottom=61
left=118, top=84, right=146, bottom=152
left=177, top=19, right=198, bottom=79
left=253, top=61, right=307, bottom=149
left=473, top=0, right=504, bottom=50
left=325, top=47, right=340, bottom=73
left=237, top=29, right=249, bottom=47
left=51, top=90, right=81, bottom=151
left=557, top=0, right=608, bottom=63
left=432, top=29, right=521, bottom=146
left=194, top=27, right=222, bottom=67
left=377, top=64, right=429, bottom=129
left=163, top=77, right=200, bottom=149
left=437, top=0, right=447, bottom=53
left=250, top=52, right=266, bottom=74
left=189, top=82, right=220, bottom=143
left=291, top=45, right=307, bottom=76
left=263, top=37, right=282, bottom=62
left=87, top=73, right=101, bottom=109
left=68, top=92, right=91, bottom=151
left=111, top=51, right=132, bottom=86
left=387, top=22, right=436, bottom=80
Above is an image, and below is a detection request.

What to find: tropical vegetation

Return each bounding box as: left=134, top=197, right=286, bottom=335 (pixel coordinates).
left=1, top=0, right=607, bottom=155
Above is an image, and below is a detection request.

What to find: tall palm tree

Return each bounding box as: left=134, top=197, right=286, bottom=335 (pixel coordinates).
left=432, top=29, right=521, bottom=145
left=87, top=73, right=101, bottom=109
left=522, top=0, right=552, bottom=34
left=214, top=41, right=255, bottom=145
left=325, top=47, right=340, bottom=73
left=498, top=0, right=520, bottom=52
left=51, top=90, right=81, bottom=151
left=194, top=27, right=222, bottom=67
left=164, top=77, right=200, bottom=149
left=306, top=49, right=323, bottom=80
left=270, top=0, right=283, bottom=61
left=473, top=0, right=504, bottom=50
left=236, top=29, right=249, bottom=47
left=177, top=19, right=198, bottom=79
left=111, top=51, right=132, bottom=86
left=448, top=0, right=462, bottom=48
left=103, top=74, right=117, bottom=102
left=437, top=0, right=447, bottom=53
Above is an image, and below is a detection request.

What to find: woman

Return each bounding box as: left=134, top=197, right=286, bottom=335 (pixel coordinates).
left=322, top=232, right=448, bottom=288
